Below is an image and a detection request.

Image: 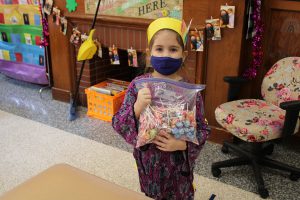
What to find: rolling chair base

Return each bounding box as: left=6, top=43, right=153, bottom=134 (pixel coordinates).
left=211, top=141, right=300, bottom=199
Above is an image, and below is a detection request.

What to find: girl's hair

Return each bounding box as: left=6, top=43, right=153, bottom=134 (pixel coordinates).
left=144, top=29, right=184, bottom=74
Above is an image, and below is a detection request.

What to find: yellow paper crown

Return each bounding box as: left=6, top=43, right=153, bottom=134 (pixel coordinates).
left=147, top=17, right=190, bottom=46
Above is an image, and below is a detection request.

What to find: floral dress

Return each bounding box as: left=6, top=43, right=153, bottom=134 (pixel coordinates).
left=112, top=74, right=210, bottom=200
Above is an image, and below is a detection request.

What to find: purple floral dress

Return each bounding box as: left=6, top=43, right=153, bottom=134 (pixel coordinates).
left=112, top=74, right=210, bottom=200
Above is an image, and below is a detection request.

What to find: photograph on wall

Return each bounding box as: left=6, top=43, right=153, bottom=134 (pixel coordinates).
left=205, top=18, right=221, bottom=40
left=109, top=45, right=120, bottom=65
left=190, top=30, right=204, bottom=51
left=84, top=0, right=183, bottom=20
left=23, top=13, right=29, bottom=25
left=44, top=0, right=53, bottom=15
left=70, top=27, right=81, bottom=45
left=80, top=33, right=88, bottom=42
left=127, top=48, right=138, bottom=67
left=60, top=17, right=68, bottom=35
left=52, top=7, right=60, bottom=26
left=220, top=5, right=235, bottom=28
left=94, top=39, right=102, bottom=58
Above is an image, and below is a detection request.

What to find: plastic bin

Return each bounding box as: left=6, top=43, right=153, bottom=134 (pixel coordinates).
left=85, top=80, right=128, bottom=122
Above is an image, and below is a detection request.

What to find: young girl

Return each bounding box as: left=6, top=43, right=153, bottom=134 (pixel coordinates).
left=112, top=17, right=210, bottom=200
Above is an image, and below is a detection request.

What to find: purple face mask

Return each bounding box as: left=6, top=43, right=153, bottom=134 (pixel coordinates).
left=150, top=56, right=183, bottom=75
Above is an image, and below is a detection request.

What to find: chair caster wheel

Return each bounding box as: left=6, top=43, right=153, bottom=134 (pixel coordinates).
left=258, top=187, right=269, bottom=199
left=211, top=167, right=221, bottom=178
left=290, top=172, right=300, bottom=181
left=221, top=145, right=229, bottom=154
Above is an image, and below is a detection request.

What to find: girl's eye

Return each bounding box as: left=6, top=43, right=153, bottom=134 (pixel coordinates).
left=156, top=48, right=163, bottom=52
left=171, top=48, right=178, bottom=52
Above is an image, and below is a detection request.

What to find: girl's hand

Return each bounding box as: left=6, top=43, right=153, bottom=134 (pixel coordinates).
left=153, top=131, right=187, bottom=152
left=134, top=87, right=151, bottom=118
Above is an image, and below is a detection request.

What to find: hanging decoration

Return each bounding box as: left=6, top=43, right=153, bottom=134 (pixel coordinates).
left=190, top=29, right=204, bottom=52
left=94, top=39, right=103, bottom=58
left=127, top=47, right=138, bottom=67
left=109, top=45, right=120, bottom=65
left=44, top=0, right=54, bottom=15
left=70, top=27, right=81, bottom=46
left=205, top=18, right=221, bottom=40
left=66, top=0, right=78, bottom=13
left=39, top=0, right=49, bottom=46
left=220, top=5, right=235, bottom=28
left=243, top=0, right=263, bottom=79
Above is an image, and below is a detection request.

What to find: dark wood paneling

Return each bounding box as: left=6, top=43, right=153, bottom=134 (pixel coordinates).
left=202, top=0, right=247, bottom=126
left=266, top=10, right=300, bottom=71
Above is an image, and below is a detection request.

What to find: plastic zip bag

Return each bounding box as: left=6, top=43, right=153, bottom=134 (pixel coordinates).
left=135, top=78, right=205, bottom=148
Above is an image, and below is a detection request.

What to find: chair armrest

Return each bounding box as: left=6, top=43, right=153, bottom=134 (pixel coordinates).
left=280, top=100, right=300, bottom=111
left=280, top=100, right=300, bottom=138
left=223, top=76, right=249, bottom=101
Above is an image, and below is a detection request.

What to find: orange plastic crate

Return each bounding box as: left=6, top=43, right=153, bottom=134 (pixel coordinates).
left=85, top=81, right=128, bottom=122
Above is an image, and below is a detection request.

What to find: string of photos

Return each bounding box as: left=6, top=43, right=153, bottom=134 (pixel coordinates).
left=44, top=0, right=237, bottom=66
left=44, top=0, right=143, bottom=67
left=189, top=3, right=235, bottom=52
left=191, top=0, right=264, bottom=80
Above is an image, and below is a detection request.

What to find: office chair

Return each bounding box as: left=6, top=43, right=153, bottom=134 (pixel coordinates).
left=211, top=57, right=300, bottom=198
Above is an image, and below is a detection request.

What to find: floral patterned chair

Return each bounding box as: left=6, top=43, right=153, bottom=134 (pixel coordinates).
left=211, top=57, right=300, bottom=198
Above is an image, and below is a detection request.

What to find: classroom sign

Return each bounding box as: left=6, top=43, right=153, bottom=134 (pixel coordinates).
left=84, top=0, right=183, bottom=19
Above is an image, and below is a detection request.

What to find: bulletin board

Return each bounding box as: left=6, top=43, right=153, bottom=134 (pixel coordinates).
left=84, top=0, right=183, bottom=19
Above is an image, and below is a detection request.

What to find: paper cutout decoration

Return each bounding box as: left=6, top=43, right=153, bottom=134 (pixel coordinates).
left=205, top=18, right=221, bottom=40
left=66, top=0, right=78, bottom=12
left=220, top=5, right=235, bottom=28
left=24, top=33, right=32, bottom=44
left=1, top=32, right=8, bottom=42
left=127, top=48, right=138, bottom=67
left=0, top=13, right=4, bottom=24
left=23, top=13, right=29, bottom=24
left=2, top=50, right=10, bottom=60
left=8, top=9, right=22, bottom=24
left=11, top=33, right=21, bottom=43
left=35, top=35, right=41, bottom=45
left=15, top=52, right=22, bottom=62
left=109, top=45, right=120, bottom=65
left=34, top=14, right=40, bottom=25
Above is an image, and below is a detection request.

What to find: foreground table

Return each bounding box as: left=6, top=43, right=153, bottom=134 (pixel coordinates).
left=0, top=164, right=151, bottom=200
